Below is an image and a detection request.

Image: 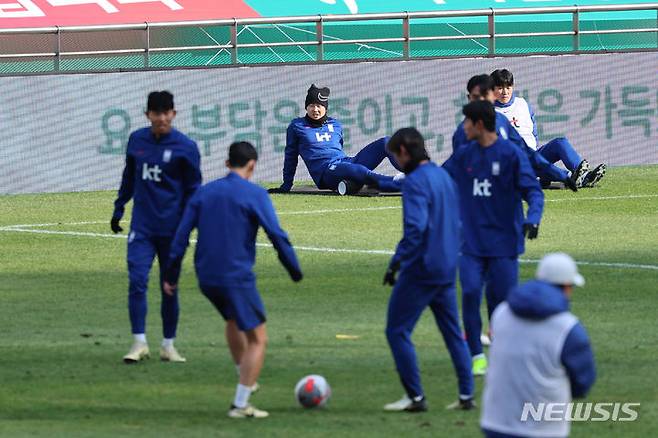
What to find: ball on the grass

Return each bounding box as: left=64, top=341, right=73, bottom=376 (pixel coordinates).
left=294, top=374, right=331, bottom=408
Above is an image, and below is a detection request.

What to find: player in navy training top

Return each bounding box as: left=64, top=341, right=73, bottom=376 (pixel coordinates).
left=443, top=100, right=544, bottom=377
left=383, top=128, right=474, bottom=413
left=163, top=142, right=302, bottom=419
left=111, top=91, right=201, bottom=364
left=268, top=84, right=403, bottom=195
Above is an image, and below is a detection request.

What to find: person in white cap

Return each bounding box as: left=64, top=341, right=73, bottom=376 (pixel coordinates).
left=480, top=253, right=596, bottom=438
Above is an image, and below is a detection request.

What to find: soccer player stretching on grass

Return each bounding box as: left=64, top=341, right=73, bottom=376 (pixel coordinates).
left=111, top=91, right=201, bottom=364
left=383, top=128, right=474, bottom=413
left=443, top=101, right=544, bottom=377
left=491, top=69, right=606, bottom=188
left=268, top=84, right=403, bottom=195
left=453, top=74, right=578, bottom=192
left=163, top=142, right=303, bottom=419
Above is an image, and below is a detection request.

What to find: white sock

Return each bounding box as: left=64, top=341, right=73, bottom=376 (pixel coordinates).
left=235, top=363, right=241, bottom=377
left=162, top=338, right=174, bottom=348
left=233, top=384, right=252, bottom=409
left=473, top=353, right=486, bottom=361
left=134, top=333, right=146, bottom=343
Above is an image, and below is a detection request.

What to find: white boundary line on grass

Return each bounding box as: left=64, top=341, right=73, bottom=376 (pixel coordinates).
left=2, top=192, right=656, bottom=229
left=1, top=225, right=657, bottom=271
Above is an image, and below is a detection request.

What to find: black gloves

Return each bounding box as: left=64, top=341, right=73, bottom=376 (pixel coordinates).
left=523, top=223, right=539, bottom=239
left=110, top=217, right=123, bottom=234
left=563, top=176, right=578, bottom=192
left=383, top=261, right=400, bottom=286
left=267, top=186, right=291, bottom=194
left=290, top=270, right=303, bottom=282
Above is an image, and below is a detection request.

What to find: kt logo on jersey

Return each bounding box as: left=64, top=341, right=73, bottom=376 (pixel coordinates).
left=142, top=163, right=162, bottom=182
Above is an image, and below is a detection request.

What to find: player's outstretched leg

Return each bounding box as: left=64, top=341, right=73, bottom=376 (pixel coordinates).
left=429, top=285, right=476, bottom=410
left=351, top=137, right=403, bottom=172
left=124, top=234, right=156, bottom=363
left=321, top=161, right=401, bottom=194
left=538, top=138, right=589, bottom=187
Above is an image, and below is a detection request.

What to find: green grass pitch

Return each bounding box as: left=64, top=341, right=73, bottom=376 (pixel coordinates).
left=1, top=166, right=657, bottom=437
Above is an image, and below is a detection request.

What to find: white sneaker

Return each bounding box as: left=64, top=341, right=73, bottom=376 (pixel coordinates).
left=228, top=404, right=269, bottom=418
left=123, top=341, right=150, bottom=363
left=480, top=333, right=491, bottom=347
left=160, top=346, right=187, bottom=363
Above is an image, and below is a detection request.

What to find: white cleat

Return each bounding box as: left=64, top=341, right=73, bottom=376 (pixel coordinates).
left=480, top=333, right=491, bottom=347
left=228, top=404, right=269, bottom=419
left=249, top=382, right=260, bottom=394
left=393, top=172, right=406, bottom=181
left=160, top=346, right=187, bottom=363
left=123, top=341, right=150, bottom=363
left=384, top=395, right=413, bottom=411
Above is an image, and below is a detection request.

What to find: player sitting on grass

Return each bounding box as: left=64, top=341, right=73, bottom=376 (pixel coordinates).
left=453, top=74, right=578, bottom=192
left=163, top=141, right=303, bottom=419
left=491, top=69, right=606, bottom=188
left=268, top=84, right=403, bottom=196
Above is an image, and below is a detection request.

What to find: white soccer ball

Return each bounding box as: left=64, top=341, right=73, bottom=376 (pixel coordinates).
left=294, top=374, right=331, bottom=408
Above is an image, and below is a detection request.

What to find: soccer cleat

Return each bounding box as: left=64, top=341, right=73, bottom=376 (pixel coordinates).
left=480, top=333, right=491, bottom=347
left=123, top=341, right=150, bottom=363
left=249, top=382, right=260, bottom=394
left=570, top=160, right=590, bottom=188
left=472, top=354, right=488, bottom=376
left=581, top=163, right=606, bottom=188
left=446, top=398, right=476, bottom=411
left=393, top=172, right=406, bottom=182
left=228, top=404, right=269, bottom=419
left=160, top=346, right=187, bottom=363
left=383, top=395, right=428, bottom=412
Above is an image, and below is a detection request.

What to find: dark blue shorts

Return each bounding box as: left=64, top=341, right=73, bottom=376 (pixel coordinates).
left=200, top=283, right=266, bottom=331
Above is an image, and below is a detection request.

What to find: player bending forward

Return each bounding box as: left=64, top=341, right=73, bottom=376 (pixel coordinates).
left=269, top=84, right=403, bottom=196
left=163, top=142, right=303, bottom=419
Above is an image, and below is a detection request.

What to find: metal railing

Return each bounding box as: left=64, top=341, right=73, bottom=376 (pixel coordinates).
left=0, top=3, right=657, bottom=73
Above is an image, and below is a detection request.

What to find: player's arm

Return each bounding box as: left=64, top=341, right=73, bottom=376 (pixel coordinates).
left=270, top=123, right=299, bottom=193
left=515, top=151, right=544, bottom=239
left=182, top=143, right=202, bottom=205
left=560, top=322, right=596, bottom=398
left=256, top=191, right=302, bottom=281
left=163, top=192, right=201, bottom=292
left=385, top=180, right=428, bottom=284
left=111, top=145, right=136, bottom=233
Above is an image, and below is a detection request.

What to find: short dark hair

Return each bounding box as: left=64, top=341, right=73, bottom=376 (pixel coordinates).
left=467, top=74, right=495, bottom=94
left=490, top=69, right=514, bottom=87
left=228, top=141, right=258, bottom=167
left=387, top=127, right=430, bottom=163
left=462, top=101, right=496, bottom=132
left=147, top=91, right=174, bottom=112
